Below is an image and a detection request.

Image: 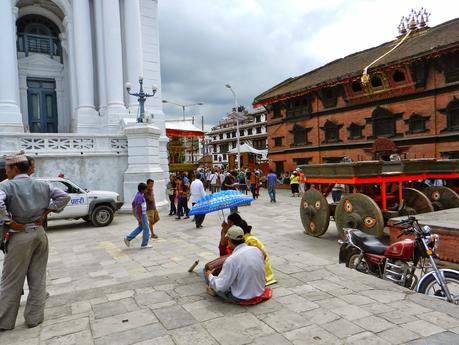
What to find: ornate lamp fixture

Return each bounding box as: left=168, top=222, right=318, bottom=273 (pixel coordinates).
left=125, top=76, right=157, bottom=123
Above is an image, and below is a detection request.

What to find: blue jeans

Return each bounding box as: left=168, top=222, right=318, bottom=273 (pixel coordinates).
left=268, top=187, right=276, bottom=202
left=177, top=196, right=189, bottom=217
left=126, top=214, right=150, bottom=247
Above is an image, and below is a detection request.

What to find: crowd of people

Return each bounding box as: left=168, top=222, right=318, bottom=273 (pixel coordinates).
left=0, top=157, right=316, bottom=330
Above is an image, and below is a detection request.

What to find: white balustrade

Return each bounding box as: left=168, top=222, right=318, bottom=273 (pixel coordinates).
left=0, top=133, right=128, bottom=156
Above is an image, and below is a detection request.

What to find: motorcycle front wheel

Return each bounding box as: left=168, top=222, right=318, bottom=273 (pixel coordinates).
left=417, top=271, right=459, bottom=303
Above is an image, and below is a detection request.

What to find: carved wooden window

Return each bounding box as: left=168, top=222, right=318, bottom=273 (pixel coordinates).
left=291, top=124, right=311, bottom=146
left=440, top=98, right=459, bottom=131
left=272, top=103, right=282, bottom=118
left=351, top=81, right=363, bottom=93
left=273, top=137, right=283, bottom=147
left=322, top=120, right=341, bottom=143
left=319, top=87, right=339, bottom=108
left=323, top=157, right=343, bottom=163
left=371, top=106, right=397, bottom=137
left=441, top=52, right=459, bottom=83
left=371, top=75, right=383, bottom=88
left=247, top=128, right=253, bottom=135
left=393, top=70, right=406, bottom=82
left=286, top=96, right=311, bottom=118
left=348, top=123, right=364, bottom=139
left=405, top=113, right=429, bottom=134
left=293, top=157, right=311, bottom=165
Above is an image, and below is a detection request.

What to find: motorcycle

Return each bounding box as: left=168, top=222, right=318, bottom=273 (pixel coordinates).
left=338, top=216, right=459, bottom=304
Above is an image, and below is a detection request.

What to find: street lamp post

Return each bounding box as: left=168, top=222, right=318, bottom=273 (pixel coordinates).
left=125, top=76, right=157, bottom=123
left=225, top=84, right=240, bottom=170
left=162, top=100, right=204, bottom=121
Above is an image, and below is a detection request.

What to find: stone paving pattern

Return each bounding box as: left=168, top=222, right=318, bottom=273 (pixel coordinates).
left=1, top=190, right=458, bottom=344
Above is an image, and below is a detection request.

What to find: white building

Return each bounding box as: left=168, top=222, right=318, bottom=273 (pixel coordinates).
left=0, top=0, right=169, bottom=207
left=207, top=108, right=268, bottom=168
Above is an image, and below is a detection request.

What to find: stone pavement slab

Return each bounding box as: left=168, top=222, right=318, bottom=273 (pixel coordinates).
left=1, top=189, right=459, bottom=344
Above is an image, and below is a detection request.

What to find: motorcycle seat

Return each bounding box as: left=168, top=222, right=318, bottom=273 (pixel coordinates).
left=350, top=230, right=387, bottom=255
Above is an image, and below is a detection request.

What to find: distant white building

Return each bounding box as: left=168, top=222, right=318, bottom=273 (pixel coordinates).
left=207, top=108, right=268, bottom=168
left=0, top=0, right=168, bottom=206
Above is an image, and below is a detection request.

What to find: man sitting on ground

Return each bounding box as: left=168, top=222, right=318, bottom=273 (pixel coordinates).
left=204, top=227, right=265, bottom=303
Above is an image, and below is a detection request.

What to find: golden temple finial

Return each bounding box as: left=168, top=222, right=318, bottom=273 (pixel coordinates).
left=398, top=8, right=430, bottom=36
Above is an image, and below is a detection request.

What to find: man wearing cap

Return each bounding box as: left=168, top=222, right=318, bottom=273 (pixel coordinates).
left=204, top=227, right=265, bottom=302
left=0, top=152, right=70, bottom=331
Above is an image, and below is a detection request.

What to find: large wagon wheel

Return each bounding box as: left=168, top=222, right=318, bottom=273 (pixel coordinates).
left=300, top=188, right=330, bottom=237
left=335, top=193, right=384, bottom=238
left=401, top=188, right=434, bottom=215
left=422, top=186, right=459, bottom=211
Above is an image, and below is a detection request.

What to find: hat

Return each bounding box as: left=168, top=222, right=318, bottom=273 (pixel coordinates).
left=4, top=151, right=28, bottom=165
left=225, top=227, right=244, bottom=241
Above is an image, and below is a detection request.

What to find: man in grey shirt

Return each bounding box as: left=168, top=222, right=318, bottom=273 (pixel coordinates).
left=0, top=152, right=70, bottom=331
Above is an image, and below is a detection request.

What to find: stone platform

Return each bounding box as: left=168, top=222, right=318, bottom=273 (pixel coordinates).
left=388, top=208, right=459, bottom=263
left=1, top=189, right=458, bottom=345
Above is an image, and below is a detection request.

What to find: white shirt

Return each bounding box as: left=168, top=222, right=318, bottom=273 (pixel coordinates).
left=190, top=179, right=206, bottom=203
left=209, top=244, right=265, bottom=300
left=209, top=173, right=217, bottom=185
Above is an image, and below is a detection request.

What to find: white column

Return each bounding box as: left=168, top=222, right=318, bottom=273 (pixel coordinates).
left=102, top=0, right=127, bottom=132
left=123, top=0, right=143, bottom=112
left=94, top=0, right=107, bottom=113
left=64, top=16, right=78, bottom=132
left=0, top=2, right=23, bottom=133
left=72, top=0, right=99, bottom=133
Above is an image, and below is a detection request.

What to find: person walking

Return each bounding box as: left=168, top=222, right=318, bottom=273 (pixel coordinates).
left=332, top=183, right=344, bottom=203
left=190, top=174, right=206, bottom=228
left=176, top=176, right=190, bottom=219
left=267, top=170, right=277, bottom=203
left=297, top=168, right=305, bottom=194
left=222, top=171, right=238, bottom=213
left=166, top=175, right=177, bottom=216
left=290, top=171, right=300, bottom=197
left=249, top=170, right=257, bottom=199
left=0, top=152, right=70, bottom=330
left=208, top=170, right=216, bottom=193
left=145, top=179, right=159, bottom=239
left=124, top=183, right=152, bottom=249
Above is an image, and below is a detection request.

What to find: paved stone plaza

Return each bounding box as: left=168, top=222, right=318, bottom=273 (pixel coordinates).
left=1, top=189, right=458, bottom=345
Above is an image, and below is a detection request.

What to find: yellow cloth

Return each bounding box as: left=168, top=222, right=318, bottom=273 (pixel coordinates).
left=244, top=233, right=275, bottom=284
left=290, top=175, right=299, bottom=184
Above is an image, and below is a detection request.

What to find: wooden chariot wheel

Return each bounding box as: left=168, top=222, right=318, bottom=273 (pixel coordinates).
left=335, top=193, right=384, bottom=238
left=300, top=188, right=330, bottom=237
left=401, top=188, right=434, bottom=215
left=422, top=186, right=459, bottom=211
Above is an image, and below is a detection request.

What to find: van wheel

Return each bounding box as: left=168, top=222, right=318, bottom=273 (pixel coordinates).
left=91, top=205, right=114, bottom=227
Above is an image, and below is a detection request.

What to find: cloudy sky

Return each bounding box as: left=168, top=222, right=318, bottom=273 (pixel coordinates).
left=158, top=0, right=459, bottom=128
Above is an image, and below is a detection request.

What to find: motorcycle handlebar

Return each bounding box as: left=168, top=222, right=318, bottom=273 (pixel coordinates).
left=393, top=216, right=417, bottom=226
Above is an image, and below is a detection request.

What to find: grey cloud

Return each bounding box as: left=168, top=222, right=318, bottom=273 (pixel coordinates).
left=158, top=0, right=323, bottom=124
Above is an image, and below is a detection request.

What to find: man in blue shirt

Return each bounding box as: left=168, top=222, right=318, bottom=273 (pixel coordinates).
left=266, top=170, right=278, bottom=203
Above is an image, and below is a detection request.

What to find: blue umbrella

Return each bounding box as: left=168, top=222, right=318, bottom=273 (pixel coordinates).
left=189, top=190, right=254, bottom=216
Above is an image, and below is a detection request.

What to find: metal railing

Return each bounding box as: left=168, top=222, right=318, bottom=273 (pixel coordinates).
left=17, top=33, right=62, bottom=63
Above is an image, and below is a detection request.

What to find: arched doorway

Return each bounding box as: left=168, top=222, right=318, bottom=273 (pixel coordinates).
left=16, top=7, right=68, bottom=133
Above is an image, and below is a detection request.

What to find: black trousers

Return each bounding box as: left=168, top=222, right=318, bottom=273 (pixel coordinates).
left=169, top=194, right=176, bottom=214
left=192, top=202, right=205, bottom=227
